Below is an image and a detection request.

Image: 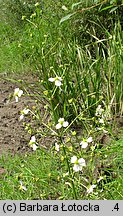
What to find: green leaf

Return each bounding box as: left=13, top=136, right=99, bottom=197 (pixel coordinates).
left=59, top=12, right=76, bottom=24
left=99, top=5, right=114, bottom=12
left=109, top=6, right=118, bottom=13
left=71, top=2, right=82, bottom=10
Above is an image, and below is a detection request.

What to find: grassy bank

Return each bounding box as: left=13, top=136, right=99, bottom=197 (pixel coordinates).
left=0, top=0, right=123, bottom=199
left=0, top=135, right=123, bottom=199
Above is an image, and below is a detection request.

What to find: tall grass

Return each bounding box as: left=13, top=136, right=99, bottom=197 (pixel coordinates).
left=1, top=135, right=123, bottom=199
left=0, top=0, right=123, bottom=200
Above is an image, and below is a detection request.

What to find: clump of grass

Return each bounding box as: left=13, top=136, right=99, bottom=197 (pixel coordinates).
left=0, top=150, right=65, bottom=200
left=0, top=131, right=123, bottom=199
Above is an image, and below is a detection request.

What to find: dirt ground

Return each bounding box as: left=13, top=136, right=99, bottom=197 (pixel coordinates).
left=0, top=75, right=51, bottom=157
left=0, top=78, right=31, bottom=155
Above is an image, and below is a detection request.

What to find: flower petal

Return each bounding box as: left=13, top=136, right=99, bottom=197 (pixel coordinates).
left=78, top=158, right=86, bottom=166
left=87, top=136, right=93, bottom=143
left=14, top=88, right=19, bottom=95
left=18, top=90, right=23, bottom=97
left=62, top=5, right=68, bottom=11
left=19, top=114, right=24, bottom=121
left=63, top=121, right=69, bottom=128
left=73, top=164, right=82, bottom=172
left=31, top=136, right=36, bottom=143
left=87, top=184, right=96, bottom=194
left=15, top=96, right=19, bottom=102
left=55, top=143, right=60, bottom=151
left=48, top=77, right=55, bottom=82
left=56, top=123, right=62, bottom=129
left=58, top=77, right=62, bottom=81
left=71, top=156, right=77, bottom=163
left=80, top=141, right=88, bottom=149
left=58, top=118, right=64, bottom=123
left=22, top=185, right=27, bottom=191
left=23, top=108, right=29, bottom=114
left=55, top=80, right=62, bottom=86
left=32, top=144, right=38, bottom=151
left=99, top=118, right=104, bottom=124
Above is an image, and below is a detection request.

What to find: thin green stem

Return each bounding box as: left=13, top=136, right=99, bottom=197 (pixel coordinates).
left=59, top=136, right=77, bottom=199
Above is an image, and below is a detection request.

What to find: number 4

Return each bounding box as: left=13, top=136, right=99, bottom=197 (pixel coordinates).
left=114, top=203, right=119, bottom=211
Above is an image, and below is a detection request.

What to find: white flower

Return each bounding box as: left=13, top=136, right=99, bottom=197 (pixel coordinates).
left=97, top=176, right=104, bottom=183
left=87, top=184, right=96, bottom=194
left=35, top=2, right=39, bottom=7
left=19, top=181, right=27, bottom=191
left=87, top=137, right=93, bottom=143
left=56, top=118, right=69, bottom=129
left=19, top=108, right=29, bottom=121
left=62, top=5, right=68, bottom=11
left=29, top=136, right=38, bottom=151
left=48, top=76, right=62, bottom=86
left=80, top=137, right=93, bottom=148
left=71, top=156, right=77, bottom=163
left=96, top=127, right=108, bottom=133
left=32, top=144, right=38, bottom=151
left=55, top=143, right=60, bottom=152
left=96, top=127, right=104, bottom=131
left=63, top=172, right=69, bottom=178
left=95, top=105, right=104, bottom=116
left=19, top=114, right=24, bottom=121
left=73, top=164, right=81, bottom=172
left=78, top=158, right=86, bottom=167
left=103, top=129, right=108, bottom=134
left=22, top=108, right=30, bottom=114
left=14, top=88, right=23, bottom=102
left=80, top=141, right=88, bottom=149
left=29, top=136, right=36, bottom=144
left=98, top=118, right=104, bottom=124
left=71, top=156, right=86, bottom=172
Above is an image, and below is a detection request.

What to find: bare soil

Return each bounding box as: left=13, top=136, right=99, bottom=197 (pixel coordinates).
left=0, top=75, right=50, bottom=156
left=0, top=78, right=31, bottom=155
